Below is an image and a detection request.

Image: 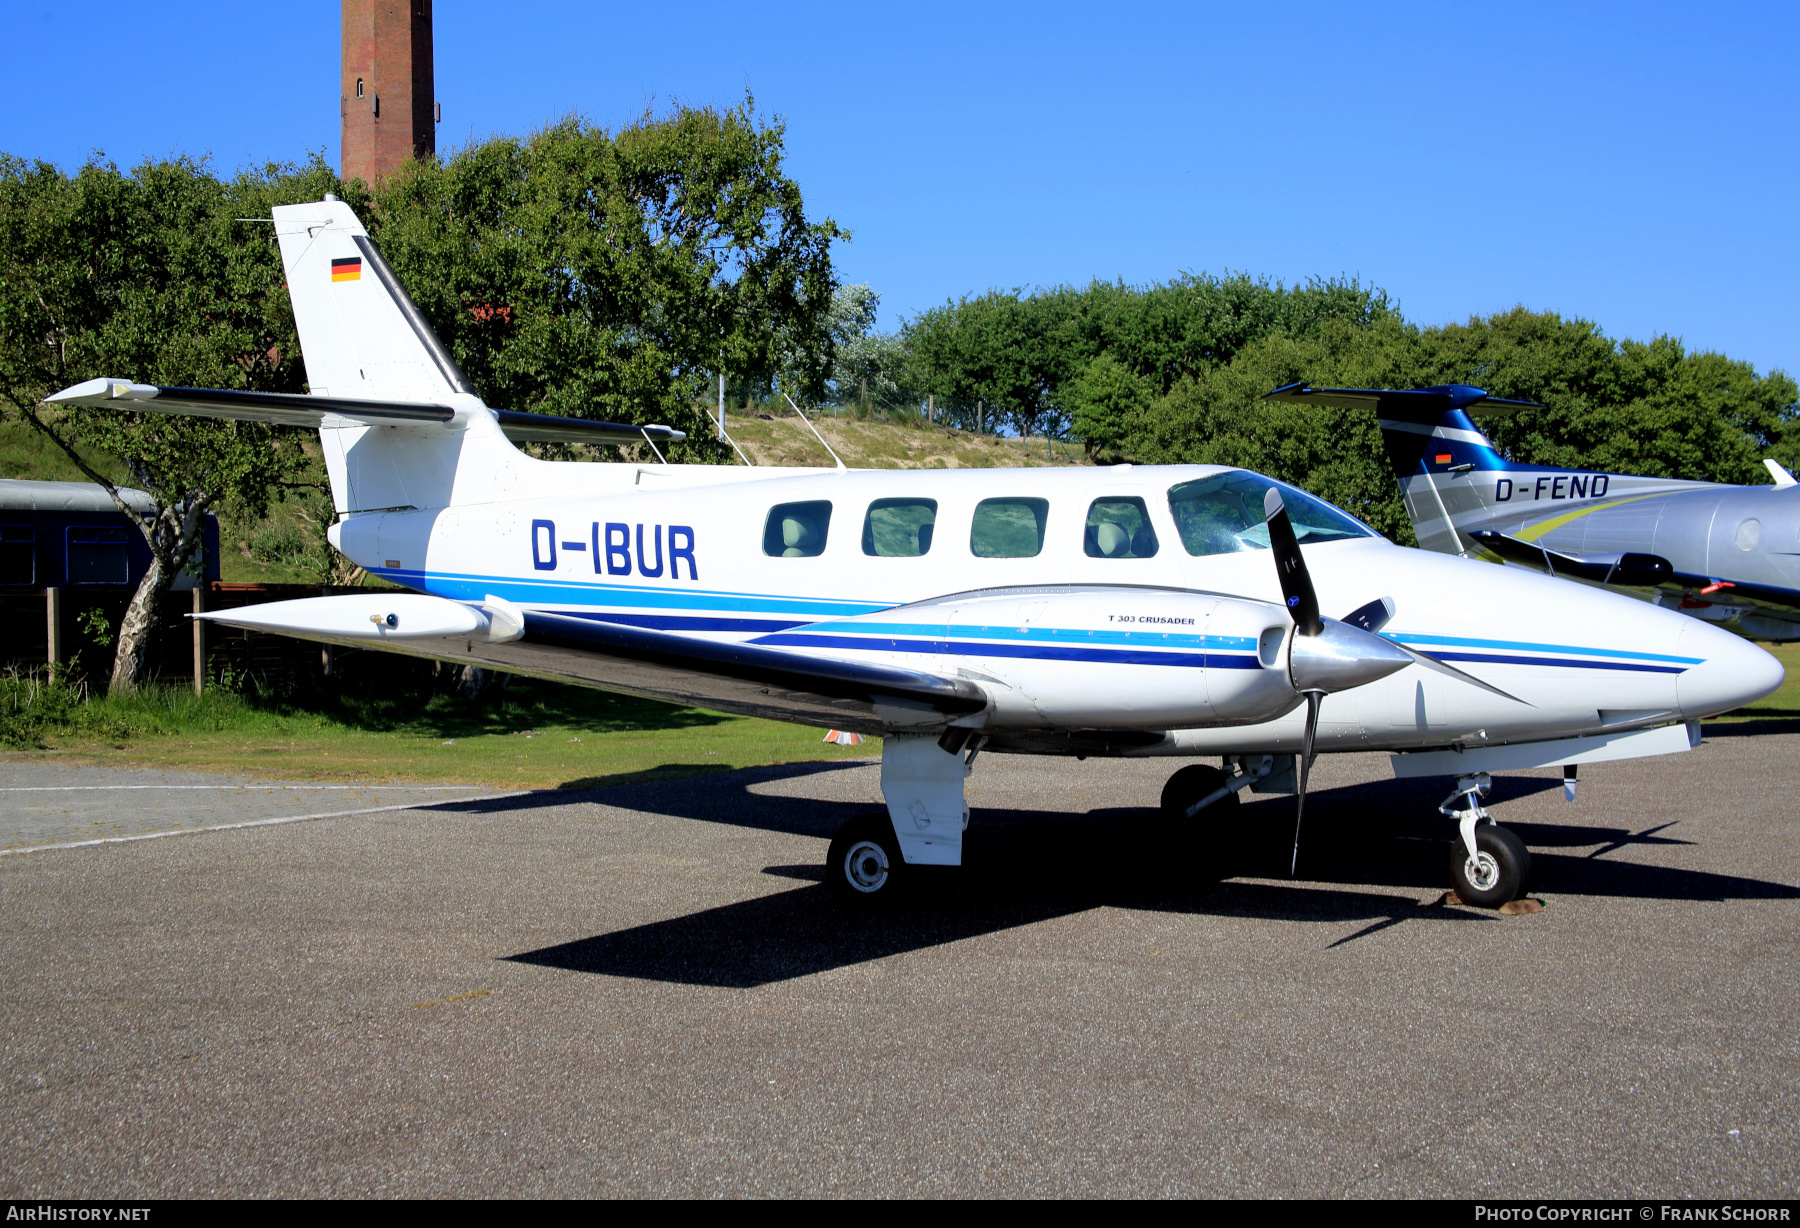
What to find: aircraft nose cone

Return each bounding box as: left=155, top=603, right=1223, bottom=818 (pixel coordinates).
left=1288, top=618, right=1414, bottom=694
left=1674, top=619, right=1786, bottom=718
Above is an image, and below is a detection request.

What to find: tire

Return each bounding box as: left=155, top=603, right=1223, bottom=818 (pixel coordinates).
left=1160, top=764, right=1240, bottom=824
left=1448, top=824, right=1532, bottom=908
left=827, top=813, right=906, bottom=908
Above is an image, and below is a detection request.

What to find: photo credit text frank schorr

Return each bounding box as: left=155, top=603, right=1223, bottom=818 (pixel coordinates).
left=1474, top=1207, right=1793, bottom=1223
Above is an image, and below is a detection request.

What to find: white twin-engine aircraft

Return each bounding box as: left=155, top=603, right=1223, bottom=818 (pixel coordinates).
left=47, top=198, right=1785, bottom=909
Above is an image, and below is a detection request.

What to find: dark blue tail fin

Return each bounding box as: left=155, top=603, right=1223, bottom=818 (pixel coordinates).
left=1262, top=383, right=1542, bottom=555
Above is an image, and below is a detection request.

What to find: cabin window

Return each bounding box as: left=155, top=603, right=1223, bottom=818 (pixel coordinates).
left=67, top=526, right=131, bottom=585
left=1167, top=471, right=1374, bottom=557
left=0, top=525, right=33, bottom=586
left=862, top=498, right=937, bottom=557
left=1084, top=497, right=1158, bottom=558
left=970, top=497, right=1049, bottom=558
left=763, top=501, right=832, bottom=557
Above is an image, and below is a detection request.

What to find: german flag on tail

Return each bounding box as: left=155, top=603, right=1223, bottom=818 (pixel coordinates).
left=330, top=256, right=362, bottom=283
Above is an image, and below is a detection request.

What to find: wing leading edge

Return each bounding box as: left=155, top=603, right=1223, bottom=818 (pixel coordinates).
left=196, top=596, right=989, bottom=735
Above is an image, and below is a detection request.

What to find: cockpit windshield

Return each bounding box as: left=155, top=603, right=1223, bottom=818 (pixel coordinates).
left=1167, top=471, right=1376, bottom=557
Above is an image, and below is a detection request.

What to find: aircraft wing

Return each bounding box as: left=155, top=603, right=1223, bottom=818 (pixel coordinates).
left=1471, top=531, right=1800, bottom=627
left=1468, top=531, right=1677, bottom=586
left=42, top=380, right=687, bottom=444
left=197, top=597, right=990, bottom=735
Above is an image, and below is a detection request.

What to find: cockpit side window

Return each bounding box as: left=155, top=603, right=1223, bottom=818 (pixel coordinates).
left=1084, top=497, right=1158, bottom=558
left=763, top=501, right=832, bottom=557
left=1167, top=471, right=1374, bottom=557
left=970, top=497, right=1049, bottom=558
left=862, top=498, right=938, bottom=556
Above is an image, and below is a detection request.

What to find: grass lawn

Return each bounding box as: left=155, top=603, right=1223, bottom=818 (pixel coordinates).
left=2, top=671, right=874, bottom=791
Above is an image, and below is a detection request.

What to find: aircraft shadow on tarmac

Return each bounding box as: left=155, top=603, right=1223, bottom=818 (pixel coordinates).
left=499, top=761, right=1800, bottom=989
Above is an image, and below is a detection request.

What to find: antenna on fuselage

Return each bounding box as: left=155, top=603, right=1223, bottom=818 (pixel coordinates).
left=783, top=392, right=847, bottom=470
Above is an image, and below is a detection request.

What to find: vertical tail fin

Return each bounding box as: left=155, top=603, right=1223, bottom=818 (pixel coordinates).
left=1262, top=383, right=1540, bottom=556
left=273, top=198, right=501, bottom=514
left=273, top=197, right=472, bottom=404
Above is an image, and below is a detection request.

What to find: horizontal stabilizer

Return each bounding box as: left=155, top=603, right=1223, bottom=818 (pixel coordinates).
left=1263, top=382, right=1543, bottom=424
left=43, top=380, right=687, bottom=443
left=46, top=379, right=453, bottom=427
left=491, top=409, right=686, bottom=445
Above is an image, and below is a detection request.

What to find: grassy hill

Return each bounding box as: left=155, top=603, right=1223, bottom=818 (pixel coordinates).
left=716, top=405, right=1088, bottom=470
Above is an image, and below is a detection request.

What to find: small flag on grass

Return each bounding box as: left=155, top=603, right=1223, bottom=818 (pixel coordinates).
left=823, top=730, right=864, bottom=745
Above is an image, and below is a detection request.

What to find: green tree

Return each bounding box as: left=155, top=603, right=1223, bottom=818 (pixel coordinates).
left=1111, top=305, right=1799, bottom=543
left=1065, top=352, right=1154, bottom=455
left=1122, top=316, right=1429, bottom=540
left=0, top=153, right=335, bottom=691
left=1419, top=308, right=1798, bottom=484
left=817, top=283, right=912, bottom=408
left=899, top=273, right=1396, bottom=440
left=365, top=100, right=842, bottom=458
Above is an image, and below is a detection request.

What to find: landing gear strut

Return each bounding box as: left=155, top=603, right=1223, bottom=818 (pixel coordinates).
left=1159, top=754, right=1282, bottom=823
left=1440, top=773, right=1532, bottom=907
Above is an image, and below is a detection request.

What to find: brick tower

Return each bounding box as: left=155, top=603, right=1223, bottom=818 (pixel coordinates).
left=341, top=0, right=436, bottom=185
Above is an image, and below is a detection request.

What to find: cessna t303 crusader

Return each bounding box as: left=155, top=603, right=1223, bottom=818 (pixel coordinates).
left=47, top=199, right=1785, bottom=909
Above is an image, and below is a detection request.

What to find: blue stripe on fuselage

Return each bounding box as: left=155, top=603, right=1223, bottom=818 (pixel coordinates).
left=375, top=567, right=1694, bottom=674
left=785, top=620, right=1258, bottom=651
left=1427, top=651, right=1686, bottom=675
left=1386, top=632, right=1700, bottom=666
left=753, top=632, right=1261, bottom=669
left=560, top=611, right=810, bottom=634
left=368, top=568, right=894, bottom=617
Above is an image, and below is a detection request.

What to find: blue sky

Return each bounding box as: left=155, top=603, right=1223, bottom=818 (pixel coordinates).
left=4, top=1, right=1795, bottom=377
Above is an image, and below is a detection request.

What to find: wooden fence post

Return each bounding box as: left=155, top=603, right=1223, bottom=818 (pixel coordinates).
left=192, top=585, right=206, bottom=696
left=45, top=587, right=62, bottom=670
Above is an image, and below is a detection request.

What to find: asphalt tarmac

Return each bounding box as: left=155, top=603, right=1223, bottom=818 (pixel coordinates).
left=1, top=723, right=1796, bottom=1198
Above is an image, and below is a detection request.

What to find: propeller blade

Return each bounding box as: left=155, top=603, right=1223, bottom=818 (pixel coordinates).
left=1337, top=595, right=1529, bottom=704
left=1290, top=690, right=1323, bottom=877
left=1341, top=596, right=1395, bottom=634
left=1387, top=640, right=1532, bottom=705
left=1263, top=489, right=1322, bottom=636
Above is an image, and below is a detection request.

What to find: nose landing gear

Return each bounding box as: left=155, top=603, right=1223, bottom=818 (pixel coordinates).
left=1440, top=773, right=1532, bottom=907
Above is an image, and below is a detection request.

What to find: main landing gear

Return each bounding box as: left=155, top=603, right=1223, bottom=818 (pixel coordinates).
left=1155, top=762, right=1534, bottom=908
left=826, top=732, right=978, bottom=910
left=1440, top=773, right=1532, bottom=908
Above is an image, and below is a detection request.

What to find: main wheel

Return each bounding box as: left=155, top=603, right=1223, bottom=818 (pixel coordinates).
left=1160, top=764, right=1239, bottom=824
left=827, top=813, right=906, bottom=908
left=1448, top=824, right=1532, bottom=908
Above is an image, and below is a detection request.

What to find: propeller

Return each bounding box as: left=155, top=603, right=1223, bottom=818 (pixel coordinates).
left=1261, top=489, right=1532, bottom=877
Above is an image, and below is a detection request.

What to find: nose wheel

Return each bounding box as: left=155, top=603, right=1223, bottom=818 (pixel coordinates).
left=1449, top=823, right=1532, bottom=907
left=1440, top=773, right=1533, bottom=907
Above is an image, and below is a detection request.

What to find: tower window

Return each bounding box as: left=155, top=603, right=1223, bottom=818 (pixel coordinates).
left=355, top=78, right=364, bottom=99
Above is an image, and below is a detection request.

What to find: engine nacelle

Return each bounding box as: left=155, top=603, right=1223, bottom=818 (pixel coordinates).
left=796, top=586, right=1302, bottom=730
